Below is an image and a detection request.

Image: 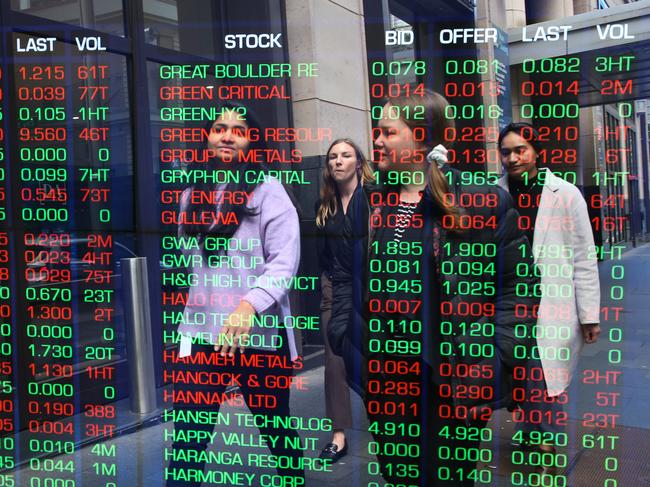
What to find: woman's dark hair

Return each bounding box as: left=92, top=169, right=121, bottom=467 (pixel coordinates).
left=498, top=122, right=543, bottom=154
left=183, top=101, right=269, bottom=240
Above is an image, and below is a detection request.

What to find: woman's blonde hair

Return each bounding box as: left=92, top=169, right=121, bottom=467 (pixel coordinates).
left=385, top=89, right=458, bottom=218
left=316, top=138, right=374, bottom=228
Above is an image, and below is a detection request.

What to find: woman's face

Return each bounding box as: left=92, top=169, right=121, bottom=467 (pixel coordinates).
left=327, top=142, right=359, bottom=187
left=500, top=131, right=539, bottom=180
left=373, top=103, right=424, bottom=172
left=207, top=109, right=251, bottom=162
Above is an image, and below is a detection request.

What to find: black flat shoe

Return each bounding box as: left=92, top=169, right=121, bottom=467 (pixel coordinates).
left=318, top=440, right=348, bottom=463
left=511, top=437, right=536, bottom=452
left=511, top=431, right=531, bottom=450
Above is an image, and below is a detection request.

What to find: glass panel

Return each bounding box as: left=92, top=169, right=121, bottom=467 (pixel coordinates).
left=142, top=0, right=286, bottom=61
left=10, top=0, right=125, bottom=37
left=142, top=0, right=222, bottom=56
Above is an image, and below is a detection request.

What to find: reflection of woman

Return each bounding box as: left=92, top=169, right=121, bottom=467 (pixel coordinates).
left=328, top=90, right=539, bottom=486
left=166, top=103, right=304, bottom=486
left=497, top=122, right=600, bottom=473
left=315, top=138, right=375, bottom=462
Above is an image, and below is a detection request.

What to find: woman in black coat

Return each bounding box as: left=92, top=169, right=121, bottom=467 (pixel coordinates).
left=328, top=90, right=540, bottom=486
left=314, top=138, right=375, bottom=462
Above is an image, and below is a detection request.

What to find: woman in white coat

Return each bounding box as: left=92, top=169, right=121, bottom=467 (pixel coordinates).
left=497, top=122, right=601, bottom=470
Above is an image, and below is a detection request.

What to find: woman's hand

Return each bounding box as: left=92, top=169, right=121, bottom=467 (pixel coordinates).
left=214, top=300, right=256, bottom=356
left=581, top=323, right=601, bottom=344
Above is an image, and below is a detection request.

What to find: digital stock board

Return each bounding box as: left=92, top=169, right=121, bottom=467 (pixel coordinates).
left=0, top=1, right=648, bottom=486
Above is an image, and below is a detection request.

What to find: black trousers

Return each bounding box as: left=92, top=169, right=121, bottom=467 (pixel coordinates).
left=321, top=272, right=353, bottom=430
left=164, top=333, right=305, bottom=486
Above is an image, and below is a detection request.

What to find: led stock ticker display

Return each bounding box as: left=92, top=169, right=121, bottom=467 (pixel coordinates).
left=0, top=13, right=641, bottom=487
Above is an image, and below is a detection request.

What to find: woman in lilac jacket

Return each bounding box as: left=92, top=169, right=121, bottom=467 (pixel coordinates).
left=165, top=102, right=305, bottom=486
